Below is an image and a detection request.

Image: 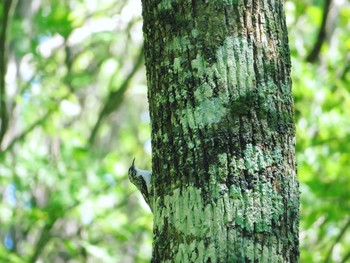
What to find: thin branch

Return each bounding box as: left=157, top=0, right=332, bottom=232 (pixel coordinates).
left=28, top=220, right=56, bottom=263
left=1, top=93, right=70, bottom=154
left=309, top=135, right=350, bottom=148
left=28, top=183, right=130, bottom=262
left=341, top=250, right=350, bottom=263
left=0, top=0, right=13, bottom=147
left=340, top=53, right=350, bottom=80
left=324, top=218, right=350, bottom=263
left=306, top=0, right=333, bottom=63
left=88, top=47, right=144, bottom=145
left=1, top=109, right=54, bottom=153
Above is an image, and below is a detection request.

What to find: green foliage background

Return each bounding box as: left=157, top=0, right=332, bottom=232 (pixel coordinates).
left=0, top=0, right=349, bottom=262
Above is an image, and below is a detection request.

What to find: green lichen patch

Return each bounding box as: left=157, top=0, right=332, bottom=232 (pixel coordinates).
left=155, top=181, right=286, bottom=261
left=165, top=36, right=191, bottom=53
left=174, top=239, right=217, bottom=263
left=230, top=144, right=283, bottom=176
left=194, top=84, right=213, bottom=101
left=191, top=29, right=199, bottom=38
left=180, top=98, right=227, bottom=129
left=173, top=57, right=182, bottom=73
left=157, top=1, right=172, bottom=11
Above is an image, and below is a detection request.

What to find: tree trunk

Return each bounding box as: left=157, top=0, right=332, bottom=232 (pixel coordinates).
left=141, top=0, right=299, bottom=262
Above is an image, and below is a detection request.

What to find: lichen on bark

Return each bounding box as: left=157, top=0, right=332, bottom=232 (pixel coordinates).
left=141, top=0, right=299, bottom=262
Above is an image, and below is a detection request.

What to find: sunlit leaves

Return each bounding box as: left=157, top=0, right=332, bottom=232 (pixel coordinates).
left=288, top=0, right=350, bottom=261
left=0, top=0, right=150, bottom=262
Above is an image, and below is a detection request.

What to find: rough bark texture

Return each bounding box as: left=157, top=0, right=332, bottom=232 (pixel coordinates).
left=141, top=0, right=299, bottom=262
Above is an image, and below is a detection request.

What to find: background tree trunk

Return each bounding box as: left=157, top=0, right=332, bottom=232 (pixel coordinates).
left=141, top=0, right=299, bottom=262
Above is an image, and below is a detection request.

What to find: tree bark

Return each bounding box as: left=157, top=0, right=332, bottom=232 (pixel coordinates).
left=141, top=0, right=299, bottom=262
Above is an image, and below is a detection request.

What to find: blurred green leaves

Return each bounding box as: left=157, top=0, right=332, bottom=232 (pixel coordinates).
left=1, top=0, right=151, bottom=262
left=288, top=0, right=350, bottom=261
